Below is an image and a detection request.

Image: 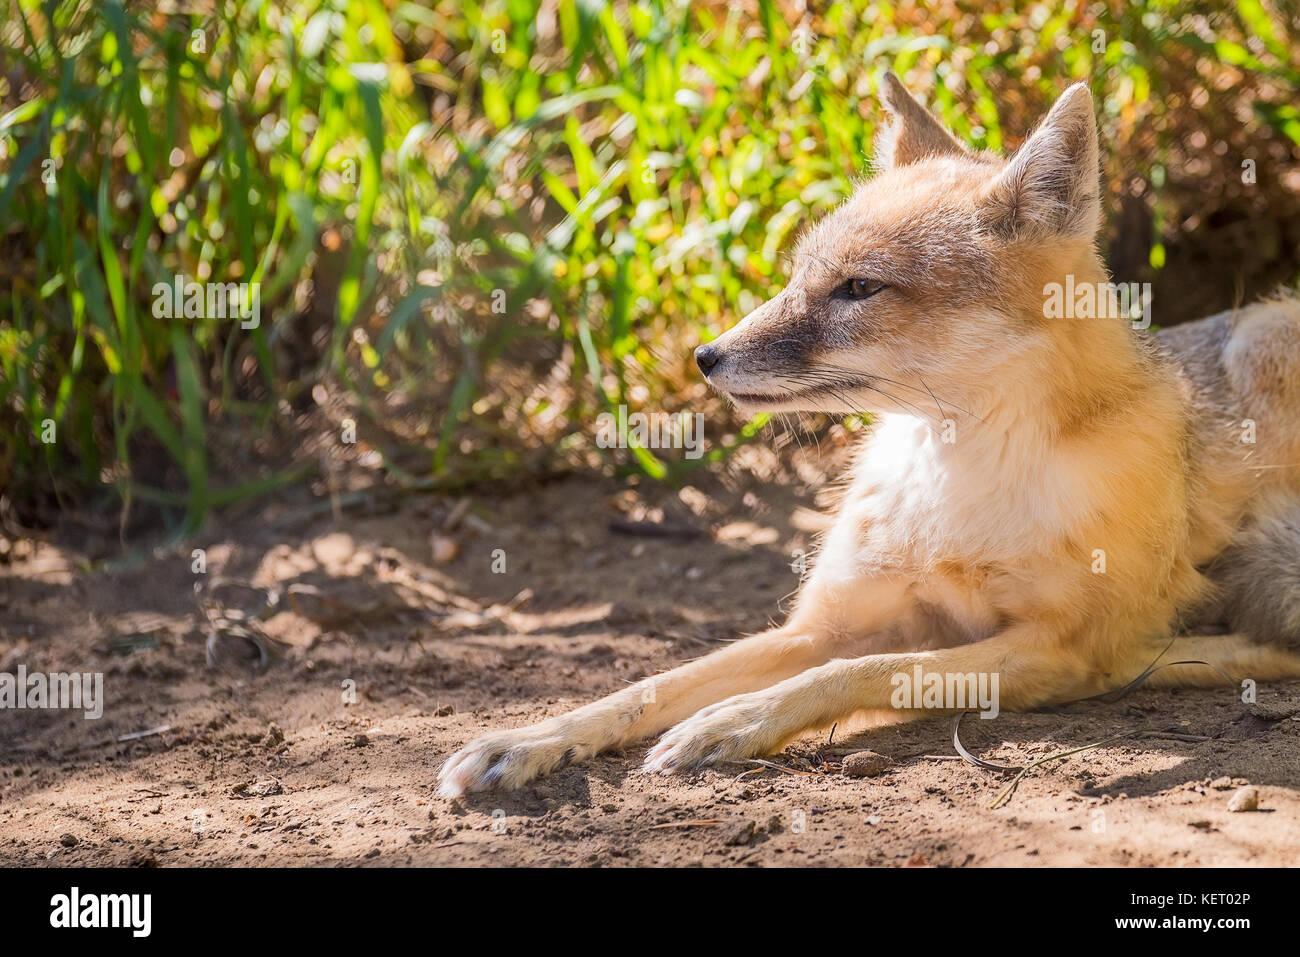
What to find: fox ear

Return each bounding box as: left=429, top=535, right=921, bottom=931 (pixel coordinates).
left=979, top=83, right=1100, bottom=242
left=876, top=71, right=969, bottom=169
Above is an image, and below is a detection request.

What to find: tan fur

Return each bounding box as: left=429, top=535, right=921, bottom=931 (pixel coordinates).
left=438, top=74, right=1300, bottom=797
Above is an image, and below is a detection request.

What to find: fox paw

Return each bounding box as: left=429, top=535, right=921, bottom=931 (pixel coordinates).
left=437, top=729, right=579, bottom=797
left=642, top=696, right=780, bottom=775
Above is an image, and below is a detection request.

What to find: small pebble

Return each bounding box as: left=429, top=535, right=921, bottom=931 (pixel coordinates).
left=723, top=819, right=756, bottom=846
left=1227, top=786, right=1259, bottom=812
left=842, top=750, right=891, bottom=778
left=430, top=534, right=459, bottom=564
left=242, top=779, right=283, bottom=798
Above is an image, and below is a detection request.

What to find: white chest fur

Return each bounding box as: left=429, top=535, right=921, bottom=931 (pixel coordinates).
left=811, top=413, right=1099, bottom=640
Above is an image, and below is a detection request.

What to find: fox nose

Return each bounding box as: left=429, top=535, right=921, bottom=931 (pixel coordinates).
left=695, top=343, right=721, bottom=376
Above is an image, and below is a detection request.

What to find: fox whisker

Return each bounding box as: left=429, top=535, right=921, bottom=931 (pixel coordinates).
left=778, top=370, right=942, bottom=425
left=818, top=363, right=984, bottom=422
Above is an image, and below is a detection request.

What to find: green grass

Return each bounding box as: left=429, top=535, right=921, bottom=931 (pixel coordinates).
left=2, top=0, right=1298, bottom=533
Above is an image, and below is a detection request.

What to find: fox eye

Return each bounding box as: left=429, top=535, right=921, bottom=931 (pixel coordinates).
left=837, top=278, right=886, bottom=301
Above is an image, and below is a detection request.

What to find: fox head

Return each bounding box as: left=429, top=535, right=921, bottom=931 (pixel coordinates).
left=696, top=73, right=1104, bottom=419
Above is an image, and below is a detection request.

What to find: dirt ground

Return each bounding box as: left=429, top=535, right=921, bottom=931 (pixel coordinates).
left=3, top=465, right=1299, bottom=867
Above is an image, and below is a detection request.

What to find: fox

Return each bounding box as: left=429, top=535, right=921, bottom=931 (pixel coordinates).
left=437, top=72, right=1300, bottom=797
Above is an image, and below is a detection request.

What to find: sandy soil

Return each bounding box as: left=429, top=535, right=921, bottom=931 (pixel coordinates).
left=2, top=470, right=1299, bottom=867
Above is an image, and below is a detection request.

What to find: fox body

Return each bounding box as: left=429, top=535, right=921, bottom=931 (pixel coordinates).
left=438, top=74, right=1300, bottom=796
